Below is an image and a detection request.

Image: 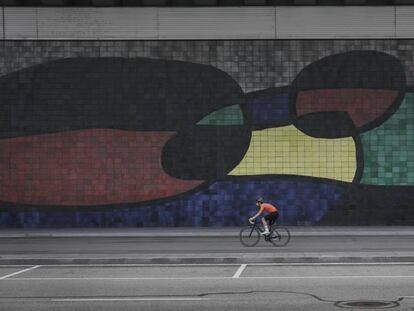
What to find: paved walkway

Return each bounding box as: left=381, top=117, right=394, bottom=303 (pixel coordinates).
left=1, top=226, right=414, bottom=238
left=1, top=227, right=413, bottom=264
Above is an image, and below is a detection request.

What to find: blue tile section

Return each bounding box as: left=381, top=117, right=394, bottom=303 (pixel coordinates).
left=244, top=93, right=291, bottom=126
left=0, top=178, right=345, bottom=228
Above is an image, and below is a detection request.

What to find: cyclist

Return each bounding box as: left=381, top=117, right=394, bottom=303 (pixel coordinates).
left=249, top=197, right=279, bottom=235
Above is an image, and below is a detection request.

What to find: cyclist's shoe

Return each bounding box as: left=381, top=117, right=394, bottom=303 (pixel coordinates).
left=261, top=229, right=270, bottom=236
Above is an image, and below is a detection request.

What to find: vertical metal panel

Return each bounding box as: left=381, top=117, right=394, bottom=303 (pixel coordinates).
left=396, top=6, right=414, bottom=38
left=37, top=8, right=158, bottom=39
left=276, top=7, right=395, bottom=39
left=0, top=8, right=3, bottom=40
left=1, top=6, right=407, bottom=40
left=4, top=7, right=38, bottom=39
left=159, top=7, right=276, bottom=39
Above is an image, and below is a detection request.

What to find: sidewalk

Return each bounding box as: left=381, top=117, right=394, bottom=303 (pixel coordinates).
left=2, top=226, right=414, bottom=238
left=1, top=227, right=413, bottom=265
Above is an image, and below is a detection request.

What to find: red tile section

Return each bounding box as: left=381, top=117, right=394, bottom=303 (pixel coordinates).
left=296, top=89, right=398, bottom=127
left=0, top=129, right=203, bottom=206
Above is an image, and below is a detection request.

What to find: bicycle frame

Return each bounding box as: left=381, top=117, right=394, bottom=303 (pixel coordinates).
left=250, top=220, right=277, bottom=240
left=243, top=221, right=266, bottom=245
left=250, top=219, right=273, bottom=233
left=248, top=222, right=258, bottom=237
left=241, top=219, right=290, bottom=247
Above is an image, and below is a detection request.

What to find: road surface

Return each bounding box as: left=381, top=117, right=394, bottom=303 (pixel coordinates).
left=0, top=263, right=413, bottom=310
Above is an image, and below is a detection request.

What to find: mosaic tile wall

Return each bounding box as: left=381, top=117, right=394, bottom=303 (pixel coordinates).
left=361, top=93, right=414, bottom=185
left=0, top=40, right=413, bottom=227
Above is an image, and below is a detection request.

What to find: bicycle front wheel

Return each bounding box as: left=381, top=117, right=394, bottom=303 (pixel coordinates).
left=269, top=226, right=291, bottom=247
left=239, top=226, right=261, bottom=247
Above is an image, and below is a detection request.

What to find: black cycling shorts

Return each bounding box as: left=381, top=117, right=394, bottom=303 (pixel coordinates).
left=264, top=211, right=279, bottom=225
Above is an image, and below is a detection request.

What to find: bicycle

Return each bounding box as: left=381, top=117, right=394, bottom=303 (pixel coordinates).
left=239, top=219, right=291, bottom=247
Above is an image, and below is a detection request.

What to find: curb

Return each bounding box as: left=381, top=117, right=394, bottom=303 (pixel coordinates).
left=1, top=256, right=413, bottom=265
left=2, top=232, right=414, bottom=238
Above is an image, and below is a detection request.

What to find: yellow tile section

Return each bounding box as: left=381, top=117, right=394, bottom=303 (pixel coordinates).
left=229, top=125, right=357, bottom=182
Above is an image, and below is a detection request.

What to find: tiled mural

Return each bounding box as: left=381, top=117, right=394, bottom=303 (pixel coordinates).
left=0, top=40, right=413, bottom=227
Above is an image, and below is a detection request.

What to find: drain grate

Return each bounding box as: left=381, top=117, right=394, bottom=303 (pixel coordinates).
left=335, top=300, right=399, bottom=309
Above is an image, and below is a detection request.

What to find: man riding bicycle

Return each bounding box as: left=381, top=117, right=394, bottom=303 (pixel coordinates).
left=249, top=197, right=279, bottom=235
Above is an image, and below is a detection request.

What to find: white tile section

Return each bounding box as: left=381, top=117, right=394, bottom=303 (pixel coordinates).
left=4, top=7, right=38, bottom=39
left=396, top=6, right=414, bottom=38
left=276, top=6, right=395, bottom=39
left=159, top=7, right=275, bottom=39
left=37, top=7, right=158, bottom=40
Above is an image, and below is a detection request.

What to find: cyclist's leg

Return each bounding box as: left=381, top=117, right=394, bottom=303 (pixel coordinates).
left=268, top=212, right=279, bottom=228
left=261, top=216, right=270, bottom=234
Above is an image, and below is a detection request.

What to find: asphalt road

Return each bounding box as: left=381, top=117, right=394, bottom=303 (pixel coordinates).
left=0, top=263, right=413, bottom=311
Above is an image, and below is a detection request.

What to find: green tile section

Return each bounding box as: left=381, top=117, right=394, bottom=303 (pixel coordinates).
left=361, top=92, right=414, bottom=185
left=197, top=105, right=244, bottom=125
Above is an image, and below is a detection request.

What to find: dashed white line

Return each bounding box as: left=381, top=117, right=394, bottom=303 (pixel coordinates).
left=7, top=275, right=414, bottom=281
left=232, top=264, right=247, bottom=278
left=0, top=265, right=41, bottom=280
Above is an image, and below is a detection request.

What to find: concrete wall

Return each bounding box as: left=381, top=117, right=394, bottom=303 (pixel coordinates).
left=0, top=8, right=413, bottom=227
left=1, top=7, right=414, bottom=39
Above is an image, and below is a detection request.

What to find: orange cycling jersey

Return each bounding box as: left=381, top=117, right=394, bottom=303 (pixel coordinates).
left=259, top=203, right=278, bottom=213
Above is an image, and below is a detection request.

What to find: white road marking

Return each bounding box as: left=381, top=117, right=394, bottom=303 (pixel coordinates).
left=6, top=275, right=414, bottom=281
left=247, top=262, right=414, bottom=266
left=7, top=277, right=229, bottom=281
left=51, top=297, right=208, bottom=302
left=25, top=263, right=241, bottom=267
left=232, top=264, right=247, bottom=278
left=0, top=265, right=41, bottom=280
left=242, top=275, right=414, bottom=279
left=1, top=262, right=413, bottom=268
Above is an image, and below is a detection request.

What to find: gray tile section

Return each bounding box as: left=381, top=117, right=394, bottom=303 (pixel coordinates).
left=5, top=7, right=414, bottom=40
left=0, top=40, right=413, bottom=93
left=3, top=7, right=38, bottom=39
left=37, top=8, right=158, bottom=40
left=0, top=8, right=3, bottom=40
left=276, top=7, right=395, bottom=39
left=159, top=7, right=275, bottom=39
left=396, top=6, right=414, bottom=38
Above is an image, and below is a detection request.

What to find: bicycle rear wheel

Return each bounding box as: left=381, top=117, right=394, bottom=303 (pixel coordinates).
left=269, top=226, right=291, bottom=247
left=239, top=226, right=261, bottom=247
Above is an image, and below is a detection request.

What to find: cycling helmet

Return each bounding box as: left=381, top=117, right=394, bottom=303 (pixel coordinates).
left=256, top=197, right=264, bottom=203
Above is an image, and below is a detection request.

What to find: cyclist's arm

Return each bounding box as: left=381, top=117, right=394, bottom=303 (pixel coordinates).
left=249, top=206, right=264, bottom=221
